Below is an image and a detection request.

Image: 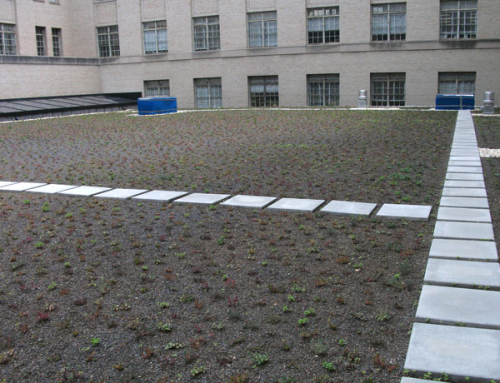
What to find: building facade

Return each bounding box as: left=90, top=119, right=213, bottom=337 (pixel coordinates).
left=0, top=0, right=498, bottom=108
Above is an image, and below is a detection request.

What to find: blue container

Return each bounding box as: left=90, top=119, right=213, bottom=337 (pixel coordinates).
left=435, top=94, right=475, bottom=110
left=138, top=97, right=177, bottom=115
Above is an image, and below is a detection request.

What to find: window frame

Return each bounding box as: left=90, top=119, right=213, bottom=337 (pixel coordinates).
left=440, top=0, right=477, bottom=39
left=97, top=25, right=120, bottom=57
left=248, top=76, right=279, bottom=107
left=52, top=28, right=62, bottom=56
left=248, top=11, right=278, bottom=48
left=307, top=7, right=340, bottom=44
left=35, top=26, right=46, bottom=56
left=144, top=80, right=170, bottom=97
left=438, top=72, right=476, bottom=95
left=194, top=78, right=222, bottom=109
left=143, top=20, right=168, bottom=55
left=371, top=73, right=406, bottom=107
left=371, top=3, right=406, bottom=42
left=193, top=16, right=220, bottom=51
left=307, top=74, right=340, bottom=107
left=0, top=23, right=16, bottom=56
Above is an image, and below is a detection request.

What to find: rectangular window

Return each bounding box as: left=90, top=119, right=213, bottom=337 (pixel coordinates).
left=97, top=25, right=120, bottom=57
left=440, top=0, right=477, bottom=39
left=144, top=80, right=170, bottom=97
left=371, top=73, right=405, bottom=106
left=194, top=78, right=222, bottom=108
left=248, top=11, right=277, bottom=47
left=308, top=7, right=339, bottom=44
left=193, top=16, right=220, bottom=51
left=308, top=74, right=340, bottom=106
left=439, top=72, right=476, bottom=95
left=249, top=76, right=279, bottom=107
left=143, top=21, right=167, bottom=54
left=371, top=3, right=406, bottom=41
left=0, top=24, right=16, bottom=55
left=52, top=28, right=61, bottom=56
left=36, top=26, right=46, bottom=56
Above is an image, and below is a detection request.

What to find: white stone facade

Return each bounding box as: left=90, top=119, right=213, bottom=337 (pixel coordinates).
left=0, top=0, right=498, bottom=107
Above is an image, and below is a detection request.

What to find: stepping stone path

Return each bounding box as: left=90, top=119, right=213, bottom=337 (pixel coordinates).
left=95, top=188, right=148, bottom=199
left=27, top=184, right=77, bottom=194
left=131, top=190, right=188, bottom=202
left=59, top=186, right=112, bottom=197
left=402, top=110, right=500, bottom=382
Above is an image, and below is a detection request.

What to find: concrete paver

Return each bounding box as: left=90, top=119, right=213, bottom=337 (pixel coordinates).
left=442, top=187, right=487, bottom=197
left=94, top=188, right=149, bottom=199
left=221, top=195, right=277, bottom=209
left=434, top=221, right=494, bottom=240
left=27, top=184, right=77, bottom=194
left=321, top=200, right=377, bottom=216
left=440, top=196, right=489, bottom=209
left=429, top=238, right=498, bottom=261
left=267, top=198, right=325, bottom=212
left=131, top=190, right=188, bottom=202
left=0, top=182, right=47, bottom=191
left=416, top=285, right=500, bottom=328
left=437, top=207, right=491, bottom=222
left=424, top=258, right=500, bottom=288
left=376, top=203, right=431, bottom=221
left=59, top=186, right=112, bottom=197
left=174, top=193, right=231, bottom=205
left=405, top=323, right=500, bottom=380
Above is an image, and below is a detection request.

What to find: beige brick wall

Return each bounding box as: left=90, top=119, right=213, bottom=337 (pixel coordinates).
left=0, top=63, right=101, bottom=99
left=1, top=0, right=499, bottom=107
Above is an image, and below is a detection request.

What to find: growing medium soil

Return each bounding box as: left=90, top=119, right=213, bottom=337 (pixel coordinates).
left=0, top=110, right=457, bottom=383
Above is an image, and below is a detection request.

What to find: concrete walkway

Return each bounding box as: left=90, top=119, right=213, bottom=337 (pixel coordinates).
left=402, top=110, right=500, bottom=382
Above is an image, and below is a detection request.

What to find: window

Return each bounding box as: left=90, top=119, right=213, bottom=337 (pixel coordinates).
left=248, top=11, right=277, bottom=47
left=249, top=76, right=279, bottom=107
left=440, top=1, right=477, bottom=39
left=371, top=73, right=405, bottom=106
left=308, top=75, right=339, bottom=106
left=439, top=72, right=476, bottom=95
left=144, top=80, right=170, bottom=97
left=0, top=24, right=16, bottom=55
left=193, top=16, right=220, bottom=51
left=36, top=26, right=46, bottom=56
left=97, top=25, right=120, bottom=57
left=371, top=3, right=406, bottom=41
left=308, top=8, right=339, bottom=44
left=194, top=78, right=222, bottom=108
left=143, top=21, right=167, bottom=54
left=49, top=0, right=60, bottom=4
left=52, top=28, right=61, bottom=56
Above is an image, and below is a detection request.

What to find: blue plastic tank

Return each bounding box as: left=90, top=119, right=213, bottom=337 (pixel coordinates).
left=138, top=97, right=177, bottom=115
left=435, top=94, right=475, bottom=110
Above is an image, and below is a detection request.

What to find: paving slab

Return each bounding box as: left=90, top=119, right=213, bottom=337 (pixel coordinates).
left=449, top=156, right=480, bottom=161
left=448, top=161, right=482, bottom=167
left=424, top=258, right=500, bottom=289
left=416, top=285, right=500, bottom=328
left=405, top=323, right=500, bottom=380
left=440, top=196, right=489, bottom=209
left=434, top=221, right=494, bottom=240
left=27, top=184, right=77, bottom=194
left=174, top=193, right=231, bottom=205
left=320, top=200, right=377, bottom=216
left=400, top=379, right=431, bottom=383
left=59, top=186, right=112, bottom=197
left=0, top=182, right=47, bottom=191
left=445, top=173, right=484, bottom=181
left=267, top=198, right=325, bottom=212
left=94, top=188, right=149, bottom=199
left=429, top=238, right=498, bottom=261
left=437, top=207, right=491, bottom=222
left=442, top=187, right=487, bottom=198
left=443, top=180, right=485, bottom=188
left=220, top=195, right=277, bottom=209
left=376, top=204, right=431, bottom=221
left=0, top=181, right=16, bottom=188
left=131, top=190, right=188, bottom=202
left=450, top=151, right=479, bottom=156
left=446, top=166, right=482, bottom=174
